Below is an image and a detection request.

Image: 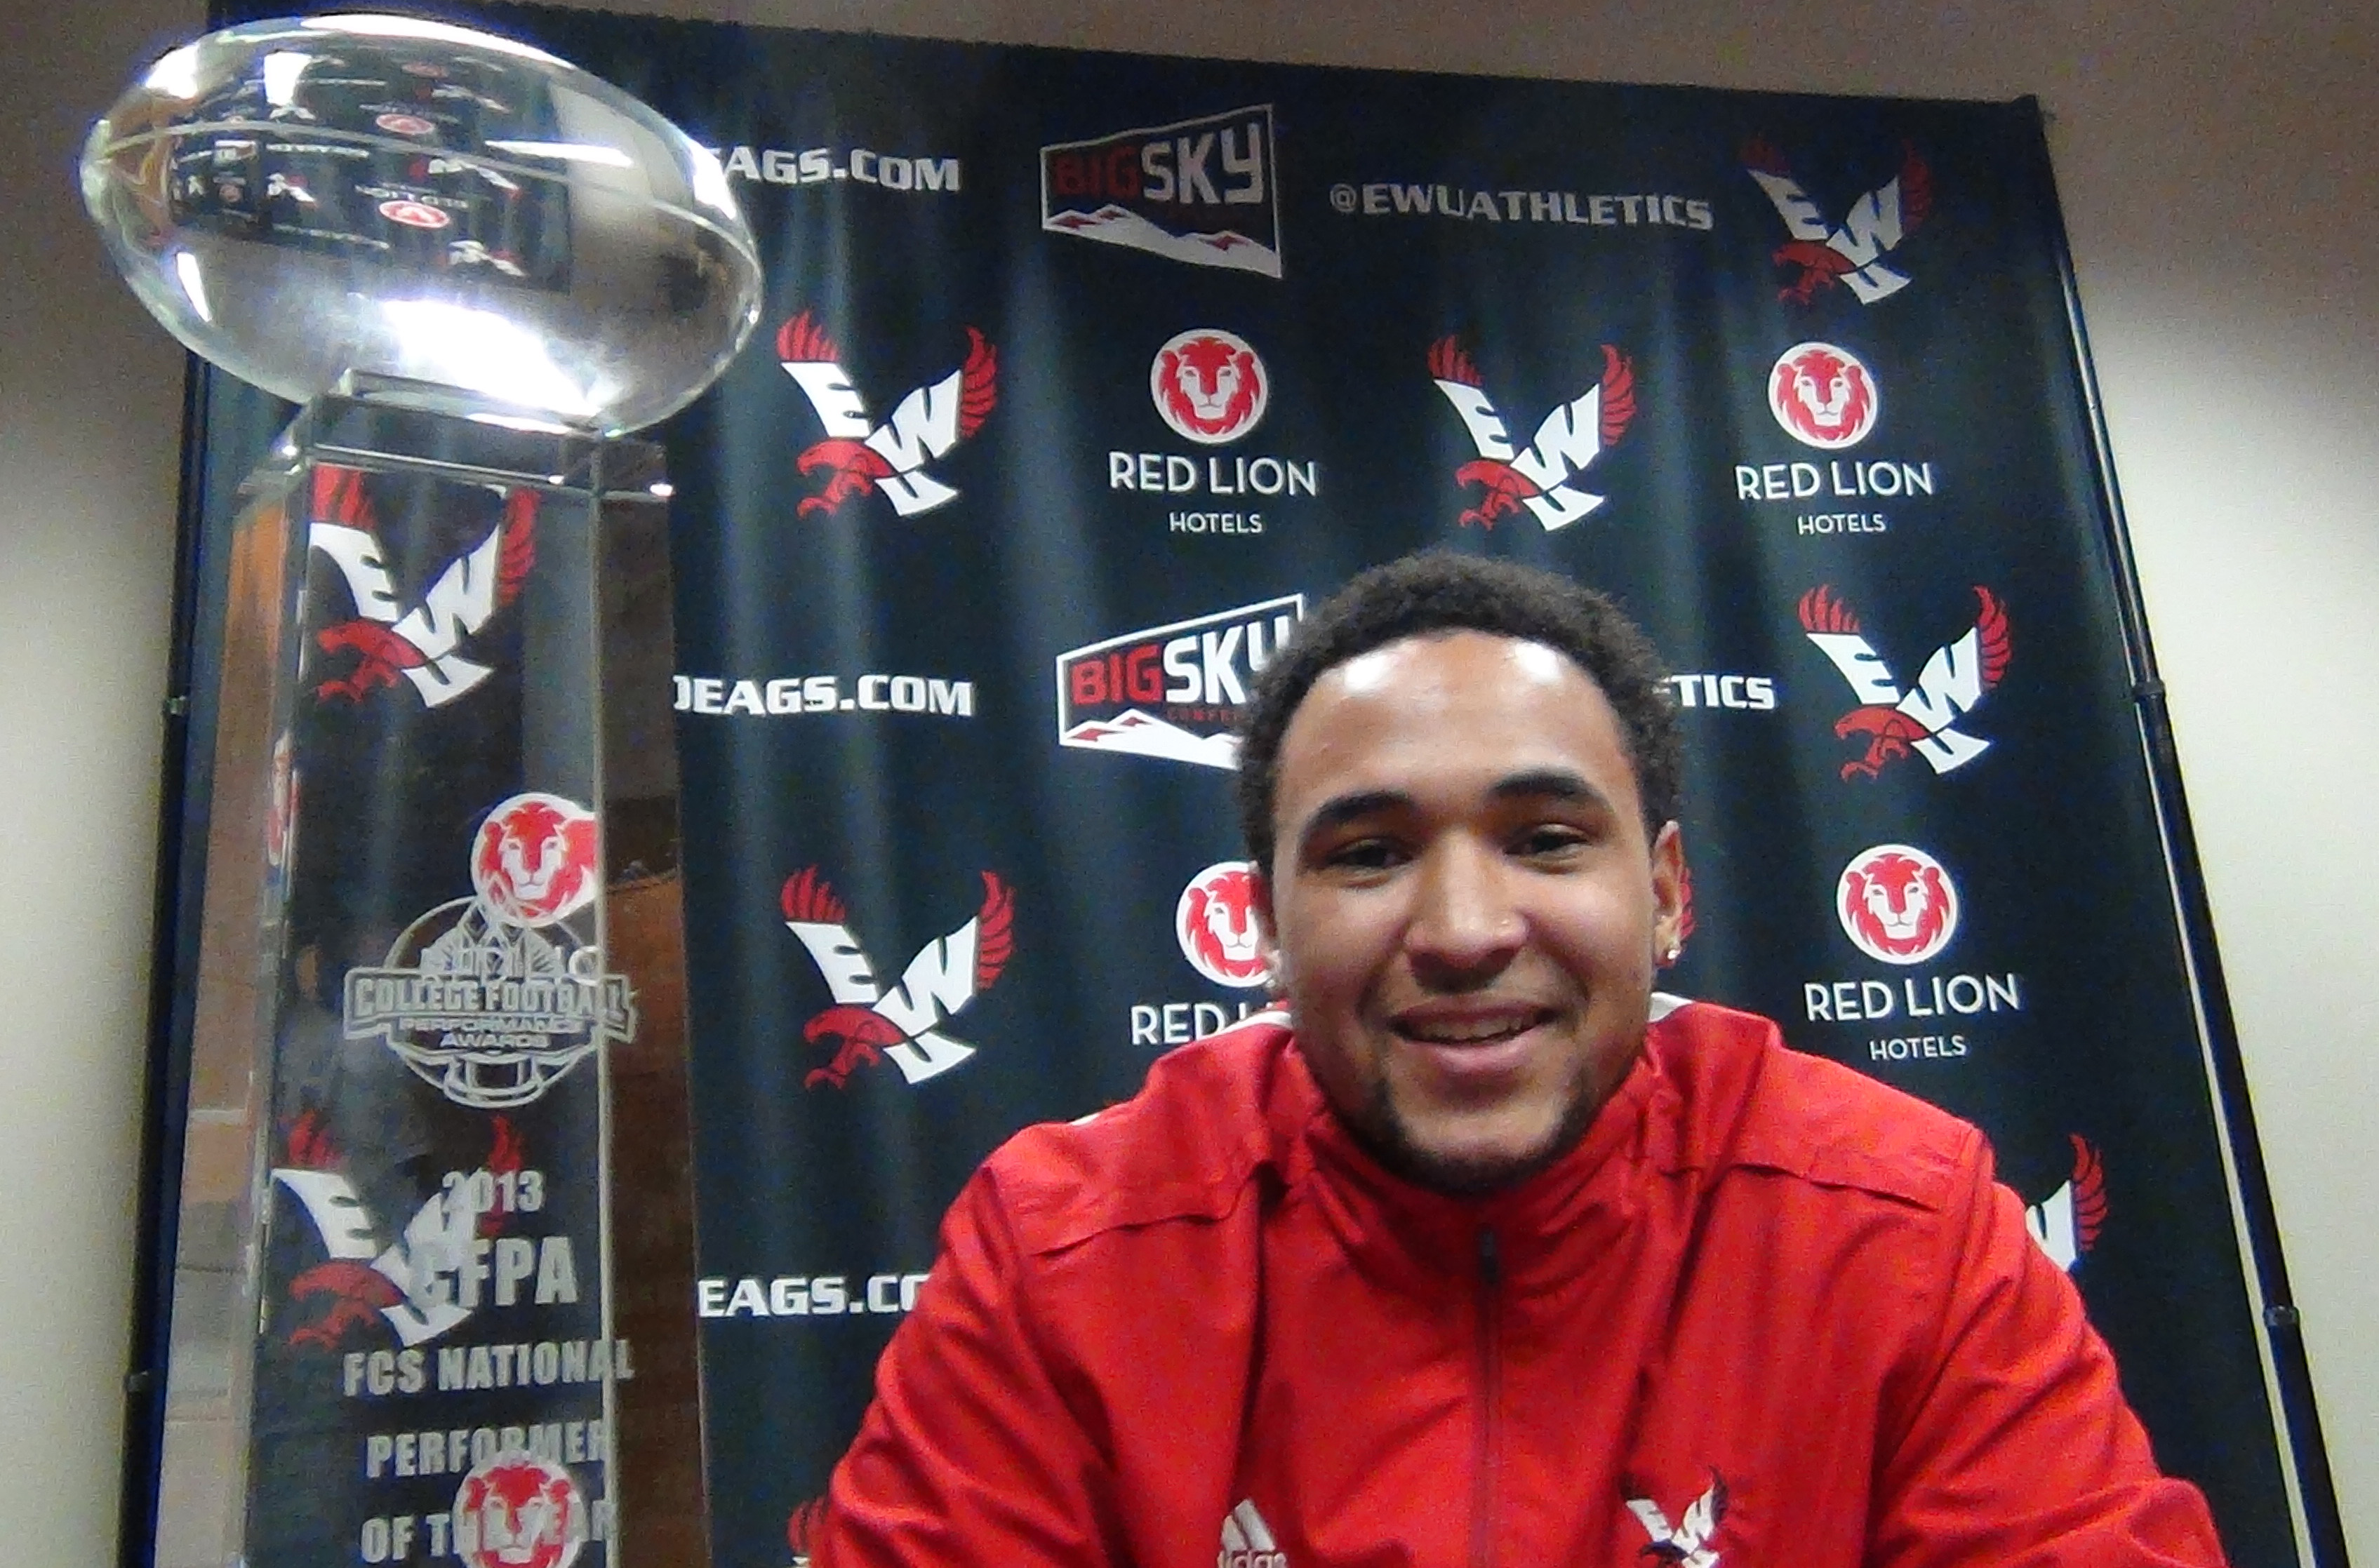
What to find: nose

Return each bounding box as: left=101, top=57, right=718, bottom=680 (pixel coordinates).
left=1404, top=836, right=1525, bottom=983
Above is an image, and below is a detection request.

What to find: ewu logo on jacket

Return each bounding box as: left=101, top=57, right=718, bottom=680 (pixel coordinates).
left=1041, top=105, right=1281, bottom=277
left=1427, top=335, right=1636, bottom=530
left=1798, top=584, right=2010, bottom=778
left=307, top=464, right=536, bottom=707
left=2025, top=1135, right=2109, bottom=1273
left=778, top=866, right=1015, bottom=1089
left=1742, top=136, right=1933, bottom=305
left=1625, top=1473, right=1728, bottom=1567
left=775, top=309, right=998, bottom=519
left=1056, top=594, right=1303, bottom=769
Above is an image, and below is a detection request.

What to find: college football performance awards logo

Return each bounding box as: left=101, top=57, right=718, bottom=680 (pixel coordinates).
left=1177, top=862, right=1268, bottom=987
left=775, top=309, right=999, bottom=519
left=1799, top=585, right=2010, bottom=778
left=1427, top=335, right=1636, bottom=530
left=1742, top=136, right=1932, bottom=305
left=452, top=1449, right=589, bottom=1568
left=1836, top=843, right=1959, bottom=966
left=344, top=793, right=635, bottom=1109
left=1041, top=105, right=1282, bottom=277
left=1056, top=595, right=1304, bottom=768
left=1768, top=342, right=1878, bottom=449
left=1151, top=329, right=1269, bottom=443
left=779, top=866, right=1015, bottom=1090
left=307, top=463, right=538, bottom=707
left=2025, top=1135, right=2109, bottom=1273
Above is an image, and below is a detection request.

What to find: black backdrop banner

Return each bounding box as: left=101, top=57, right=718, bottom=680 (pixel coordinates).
left=178, top=5, right=2326, bottom=1565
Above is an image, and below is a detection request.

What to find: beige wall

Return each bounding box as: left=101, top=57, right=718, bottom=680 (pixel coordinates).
left=7, top=0, right=2371, bottom=1562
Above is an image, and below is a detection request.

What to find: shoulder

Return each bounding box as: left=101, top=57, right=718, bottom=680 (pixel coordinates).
left=968, top=1012, right=1302, bottom=1256
left=1646, top=996, right=1984, bottom=1213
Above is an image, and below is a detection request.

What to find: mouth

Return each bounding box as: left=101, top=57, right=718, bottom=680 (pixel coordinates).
left=1390, top=1003, right=1559, bottom=1082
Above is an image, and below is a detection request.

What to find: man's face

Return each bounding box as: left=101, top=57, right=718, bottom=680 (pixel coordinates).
left=1259, top=630, right=1684, bottom=1195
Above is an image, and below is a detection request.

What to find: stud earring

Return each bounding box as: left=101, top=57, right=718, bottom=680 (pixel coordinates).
left=1662, top=944, right=1681, bottom=966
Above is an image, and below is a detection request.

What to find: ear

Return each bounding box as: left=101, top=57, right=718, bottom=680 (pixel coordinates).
left=1649, top=821, right=1687, bottom=960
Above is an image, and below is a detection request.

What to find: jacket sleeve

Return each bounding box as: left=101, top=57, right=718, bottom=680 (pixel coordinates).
left=813, top=1163, right=1122, bottom=1568
left=1867, top=1132, right=2231, bottom=1567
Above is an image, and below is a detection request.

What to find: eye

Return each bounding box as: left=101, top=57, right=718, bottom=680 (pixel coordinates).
left=1510, top=823, right=1592, bottom=861
left=1320, top=836, right=1408, bottom=873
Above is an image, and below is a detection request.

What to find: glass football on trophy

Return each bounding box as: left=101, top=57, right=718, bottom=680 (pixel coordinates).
left=82, top=11, right=760, bottom=431
left=85, top=15, right=755, bottom=1567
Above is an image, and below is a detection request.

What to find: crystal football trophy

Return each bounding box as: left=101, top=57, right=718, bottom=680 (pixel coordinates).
left=84, top=15, right=761, bottom=1566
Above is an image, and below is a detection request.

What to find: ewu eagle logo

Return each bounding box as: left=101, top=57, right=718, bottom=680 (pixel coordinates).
left=775, top=310, right=999, bottom=519
left=270, top=1110, right=526, bottom=1350
left=780, top=866, right=1015, bottom=1089
left=1625, top=1472, right=1728, bottom=1567
left=2025, top=1134, right=2110, bottom=1273
left=1743, top=137, right=1933, bottom=305
left=307, top=464, right=537, bottom=707
left=1799, top=584, right=2011, bottom=779
left=1427, top=335, right=1637, bottom=530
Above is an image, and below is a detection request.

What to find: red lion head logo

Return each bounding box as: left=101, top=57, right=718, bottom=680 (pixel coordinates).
left=1837, top=845, right=1958, bottom=965
left=1151, top=329, right=1268, bottom=444
left=1176, top=862, right=1267, bottom=987
left=471, top=793, right=601, bottom=927
left=1769, top=342, right=1877, bottom=450
left=453, top=1452, right=586, bottom=1568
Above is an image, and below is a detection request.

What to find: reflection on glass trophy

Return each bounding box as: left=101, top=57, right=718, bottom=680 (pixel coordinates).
left=83, top=15, right=761, bottom=1567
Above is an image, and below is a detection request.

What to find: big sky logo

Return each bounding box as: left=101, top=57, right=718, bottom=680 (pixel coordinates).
left=780, top=866, right=1015, bottom=1090
left=307, top=464, right=536, bottom=707
left=1798, top=584, right=2011, bottom=779
left=1742, top=136, right=1933, bottom=306
left=1041, top=106, right=1282, bottom=277
left=1056, top=595, right=1303, bottom=770
left=1427, top=335, right=1637, bottom=530
left=775, top=309, right=999, bottom=520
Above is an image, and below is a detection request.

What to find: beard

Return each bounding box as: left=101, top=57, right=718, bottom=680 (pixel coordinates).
left=1340, top=1054, right=1616, bottom=1197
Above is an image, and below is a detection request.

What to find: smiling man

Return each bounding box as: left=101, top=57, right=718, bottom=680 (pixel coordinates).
left=815, top=553, right=2228, bottom=1568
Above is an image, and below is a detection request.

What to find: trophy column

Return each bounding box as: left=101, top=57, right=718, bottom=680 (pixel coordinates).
left=173, top=397, right=674, bottom=1568
left=81, top=15, right=760, bottom=1567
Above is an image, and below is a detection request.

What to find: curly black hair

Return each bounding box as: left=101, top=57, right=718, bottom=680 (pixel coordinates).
left=1234, top=551, right=1682, bottom=873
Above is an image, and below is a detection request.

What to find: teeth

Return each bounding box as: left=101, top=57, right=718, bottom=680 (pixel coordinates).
left=1405, top=1017, right=1528, bottom=1045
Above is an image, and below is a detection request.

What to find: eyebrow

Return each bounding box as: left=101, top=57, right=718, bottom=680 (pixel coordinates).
left=1295, top=768, right=1616, bottom=845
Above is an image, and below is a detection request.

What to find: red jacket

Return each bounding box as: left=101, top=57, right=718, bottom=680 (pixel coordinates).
left=819, top=1000, right=2227, bottom=1567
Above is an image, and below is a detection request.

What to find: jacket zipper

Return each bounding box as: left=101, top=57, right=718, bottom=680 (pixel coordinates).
left=1470, top=1226, right=1502, bottom=1568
